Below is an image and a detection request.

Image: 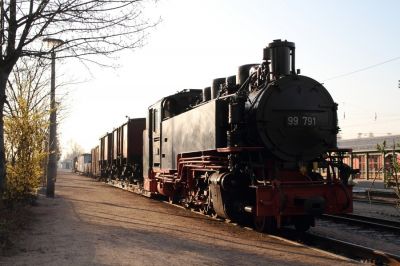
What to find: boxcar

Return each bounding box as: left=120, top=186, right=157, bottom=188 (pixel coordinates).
left=99, top=133, right=112, bottom=177
left=91, top=146, right=100, bottom=177
left=76, top=153, right=92, bottom=175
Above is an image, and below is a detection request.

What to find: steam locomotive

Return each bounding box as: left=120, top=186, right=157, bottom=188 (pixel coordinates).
left=89, top=39, right=355, bottom=232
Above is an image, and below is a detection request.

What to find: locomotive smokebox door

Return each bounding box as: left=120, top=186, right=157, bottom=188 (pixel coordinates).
left=255, top=75, right=338, bottom=162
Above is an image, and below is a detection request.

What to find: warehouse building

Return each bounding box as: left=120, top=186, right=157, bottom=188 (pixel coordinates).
left=338, top=135, right=400, bottom=183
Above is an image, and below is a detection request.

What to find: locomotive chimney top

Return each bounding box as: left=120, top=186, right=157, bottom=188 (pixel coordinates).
left=263, top=39, right=296, bottom=79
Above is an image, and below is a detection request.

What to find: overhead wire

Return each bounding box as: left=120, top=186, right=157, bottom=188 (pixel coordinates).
left=324, top=55, right=400, bottom=136
left=323, top=55, right=400, bottom=82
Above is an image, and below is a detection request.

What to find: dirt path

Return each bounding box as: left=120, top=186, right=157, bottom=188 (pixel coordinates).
left=0, top=171, right=355, bottom=265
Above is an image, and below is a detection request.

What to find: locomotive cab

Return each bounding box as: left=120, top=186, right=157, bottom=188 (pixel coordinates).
left=143, top=90, right=204, bottom=175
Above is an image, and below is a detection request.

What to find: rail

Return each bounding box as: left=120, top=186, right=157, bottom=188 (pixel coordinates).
left=94, top=174, right=400, bottom=264
left=302, top=233, right=400, bottom=265
left=321, top=214, right=400, bottom=233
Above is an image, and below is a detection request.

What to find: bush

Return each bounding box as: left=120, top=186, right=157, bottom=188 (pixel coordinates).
left=4, top=96, right=48, bottom=202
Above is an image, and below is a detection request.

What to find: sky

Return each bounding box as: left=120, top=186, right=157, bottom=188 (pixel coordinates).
left=57, top=0, right=400, bottom=156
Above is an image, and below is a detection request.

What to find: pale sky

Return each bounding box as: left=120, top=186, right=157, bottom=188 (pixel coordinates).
left=57, top=0, right=400, bottom=155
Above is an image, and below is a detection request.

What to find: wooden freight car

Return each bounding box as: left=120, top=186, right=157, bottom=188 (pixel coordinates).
left=98, top=118, right=145, bottom=182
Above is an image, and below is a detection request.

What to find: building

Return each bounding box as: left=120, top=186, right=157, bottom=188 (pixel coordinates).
left=59, top=159, right=73, bottom=170
left=338, top=135, right=400, bottom=182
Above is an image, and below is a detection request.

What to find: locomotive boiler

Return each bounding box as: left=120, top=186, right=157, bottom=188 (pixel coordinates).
left=94, top=39, right=355, bottom=232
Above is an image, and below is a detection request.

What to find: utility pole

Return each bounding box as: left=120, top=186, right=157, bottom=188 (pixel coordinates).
left=46, top=49, right=57, bottom=197
left=43, top=38, right=64, bottom=198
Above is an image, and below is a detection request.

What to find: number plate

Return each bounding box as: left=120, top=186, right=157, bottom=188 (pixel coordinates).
left=286, top=115, right=317, bottom=127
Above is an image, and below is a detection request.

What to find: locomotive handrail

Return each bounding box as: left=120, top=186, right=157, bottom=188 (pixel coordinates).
left=217, top=147, right=264, bottom=153
left=255, top=180, right=342, bottom=186
left=178, top=155, right=229, bottom=161
left=178, top=161, right=227, bottom=165
left=179, top=164, right=227, bottom=169
left=187, top=168, right=227, bottom=172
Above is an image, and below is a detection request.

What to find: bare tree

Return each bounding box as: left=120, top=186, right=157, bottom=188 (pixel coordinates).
left=5, top=57, right=51, bottom=118
left=63, top=140, right=84, bottom=161
left=0, top=0, right=157, bottom=194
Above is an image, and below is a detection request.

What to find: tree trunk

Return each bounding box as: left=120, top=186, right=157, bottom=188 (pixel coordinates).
left=0, top=69, right=9, bottom=195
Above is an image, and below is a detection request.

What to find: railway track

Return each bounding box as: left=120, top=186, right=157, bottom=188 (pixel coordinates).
left=353, top=197, right=400, bottom=207
left=321, top=213, right=400, bottom=233
left=184, top=210, right=400, bottom=264
left=183, top=206, right=400, bottom=264
left=280, top=231, right=400, bottom=265
left=353, top=190, right=400, bottom=207
left=103, top=178, right=400, bottom=264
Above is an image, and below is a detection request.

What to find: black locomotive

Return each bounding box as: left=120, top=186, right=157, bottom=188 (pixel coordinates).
left=90, top=39, right=355, bottom=232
